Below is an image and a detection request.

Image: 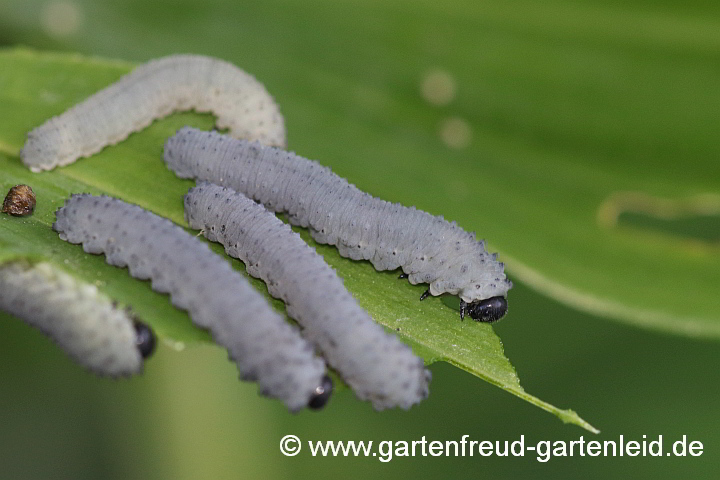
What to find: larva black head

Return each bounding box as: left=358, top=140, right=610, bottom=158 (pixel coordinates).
left=133, top=320, right=156, bottom=359
left=461, top=296, right=508, bottom=323
left=307, top=375, right=333, bottom=410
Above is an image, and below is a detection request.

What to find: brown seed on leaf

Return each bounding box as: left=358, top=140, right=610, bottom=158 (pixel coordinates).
left=2, top=184, right=36, bottom=216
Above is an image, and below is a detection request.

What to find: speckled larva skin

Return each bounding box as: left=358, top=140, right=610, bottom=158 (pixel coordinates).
left=21, top=55, right=286, bottom=172
left=53, top=194, right=325, bottom=411
left=164, top=127, right=512, bottom=307
left=185, top=184, right=431, bottom=410
left=0, top=261, right=143, bottom=377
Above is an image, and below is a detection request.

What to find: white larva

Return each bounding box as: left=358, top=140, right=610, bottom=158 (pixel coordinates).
left=185, top=183, right=431, bottom=410
left=0, top=261, right=154, bottom=377
left=21, top=54, right=286, bottom=172
left=52, top=194, right=330, bottom=411
left=164, top=127, right=512, bottom=322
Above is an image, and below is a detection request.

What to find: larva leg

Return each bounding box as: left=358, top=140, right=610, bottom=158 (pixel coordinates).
left=419, top=289, right=431, bottom=301
left=398, top=273, right=408, bottom=279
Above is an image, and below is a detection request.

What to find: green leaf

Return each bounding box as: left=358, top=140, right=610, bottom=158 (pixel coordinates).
left=0, top=48, right=596, bottom=432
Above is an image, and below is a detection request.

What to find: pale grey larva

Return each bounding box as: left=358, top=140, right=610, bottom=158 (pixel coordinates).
left=185, top=184, right=431, bottom=410
left=164, top=127, right=512, bottom=322
left=20, top=54, right=286, bottom=172
left=52, top=194, right=330, bottom=411
left=0, top=261, right=154, bottom=377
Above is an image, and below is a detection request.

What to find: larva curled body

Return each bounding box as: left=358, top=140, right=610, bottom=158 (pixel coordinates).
left=185, top=184, right=431, bottom=410
left=0, top=261, right=151, bottom=377
left=53, top=194, right=328, bottom=411
left=164, top=127, right=512, bottom=321
left=21, top=55, right=286, bottom=172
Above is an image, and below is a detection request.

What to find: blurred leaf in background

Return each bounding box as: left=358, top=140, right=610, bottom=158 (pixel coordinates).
left=0, top=0, right=718, bottom=478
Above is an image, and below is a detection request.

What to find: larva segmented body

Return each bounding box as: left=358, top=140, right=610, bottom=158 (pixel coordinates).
left=0, top=261, right=154, bottom=377
left=21, top=55, right=286, bottom=172
left=53, top=194, right=330, bottom=411
left=164, top=127, right=512, bottom=322
left=185, top=184, right=431, bottom=410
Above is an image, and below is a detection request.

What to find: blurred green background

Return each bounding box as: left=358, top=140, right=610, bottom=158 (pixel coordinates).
left=0, top=0, right=718, bottom=478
